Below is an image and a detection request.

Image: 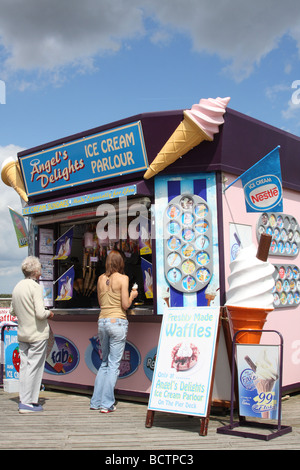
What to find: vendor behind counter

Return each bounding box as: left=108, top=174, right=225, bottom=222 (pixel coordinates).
left=55, top=245, right=150, bottom=310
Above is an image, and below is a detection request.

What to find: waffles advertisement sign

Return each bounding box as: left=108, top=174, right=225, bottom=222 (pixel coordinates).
left=148, top=307, right=220, bottom=417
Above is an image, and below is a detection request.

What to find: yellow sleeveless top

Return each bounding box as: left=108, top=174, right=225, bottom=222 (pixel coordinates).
left=99, top=290, right=127, bottom=320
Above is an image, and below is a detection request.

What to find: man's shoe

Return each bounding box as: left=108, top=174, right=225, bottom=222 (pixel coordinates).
left=19, top=403, right=43, bottom=414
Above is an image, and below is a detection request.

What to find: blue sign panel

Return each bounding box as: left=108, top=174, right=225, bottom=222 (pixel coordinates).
left=19, top=121, right=148, bottom=197
left=22, top=184, right=137, bottom=216
left=240, top=146, right=283, bottom=213
left=4, top=327, right=19, bottom=380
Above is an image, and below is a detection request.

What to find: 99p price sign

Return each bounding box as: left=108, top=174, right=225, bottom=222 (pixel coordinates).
left=236, top=344, right=280, bottom=420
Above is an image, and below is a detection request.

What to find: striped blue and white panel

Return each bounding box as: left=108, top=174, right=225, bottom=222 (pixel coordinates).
left=154, top=173, right=220, bottom=314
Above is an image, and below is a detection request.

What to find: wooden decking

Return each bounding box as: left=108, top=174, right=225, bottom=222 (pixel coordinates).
left=0, top=388, right=299, bottom=450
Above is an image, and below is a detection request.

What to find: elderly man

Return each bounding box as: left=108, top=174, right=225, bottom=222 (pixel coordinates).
left=10, top=256, right=54, bottom=413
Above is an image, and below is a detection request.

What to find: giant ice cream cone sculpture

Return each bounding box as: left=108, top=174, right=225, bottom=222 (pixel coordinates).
left=144, top=96, right=230, bottom=179
left=225, top=233, right=275, bottom=344
left=1, top=157, right=28, bottom=202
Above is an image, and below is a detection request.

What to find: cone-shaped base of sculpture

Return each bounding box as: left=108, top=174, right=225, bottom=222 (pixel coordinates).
left=1, top=158, right=28, bottom=202
left=226, top=305, right=273, bottom=344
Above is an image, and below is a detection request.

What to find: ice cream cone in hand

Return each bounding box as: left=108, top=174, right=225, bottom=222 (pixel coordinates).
left=144, top=97, right=230, bottom=179
left=1, top=157, right=28, bottom=202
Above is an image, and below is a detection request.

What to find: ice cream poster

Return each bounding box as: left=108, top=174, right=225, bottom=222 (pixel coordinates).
left=55, top=266, right=75, bottom=301
left=236, top=344, right=280, bottom=420
left=141, top=257, right=153, bottom=298
left=53, top=227, right=73, bottom=260
left=40, top=280, right=54, bottom=307
left=3, top=327, right=19, bottom=380
left=8, top=207, right=28, bottom=248
left=148, top=307, right=220, bottom=417
left=39, top=228, right=54, bottom=255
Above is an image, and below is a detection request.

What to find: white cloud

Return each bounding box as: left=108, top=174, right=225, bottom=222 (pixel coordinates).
left=265, top=83, right=291, bottom=102
left=0, top=0, right=145, bottom=77
left=144, top=0, right=300, bottom=81
left=1, top=0, right=300, bottom=83
left=265, top=80, right=300, bottom=125
left=0, top=145, right=27, bottom=293
left=282, top=99, right=300, bottom=121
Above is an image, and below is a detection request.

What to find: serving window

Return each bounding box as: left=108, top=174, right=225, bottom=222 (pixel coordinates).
left=36, top=197, right=154, bottom=312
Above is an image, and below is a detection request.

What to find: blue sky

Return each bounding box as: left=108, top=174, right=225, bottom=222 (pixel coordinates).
left=1, top=0, right=300, bottom=293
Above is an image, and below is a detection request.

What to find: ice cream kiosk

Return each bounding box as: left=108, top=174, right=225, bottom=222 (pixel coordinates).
left=2, top=96, right=300, bottom=406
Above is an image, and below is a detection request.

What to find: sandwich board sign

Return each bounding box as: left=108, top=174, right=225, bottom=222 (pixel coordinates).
left=146, top=306, right=221, bottom=435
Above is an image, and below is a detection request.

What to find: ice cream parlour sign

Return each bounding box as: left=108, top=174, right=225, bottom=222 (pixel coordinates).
left=18, top=121, right=149, bottom=197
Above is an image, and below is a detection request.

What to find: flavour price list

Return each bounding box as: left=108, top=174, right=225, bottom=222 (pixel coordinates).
left=163, top=194, right=213, bottom=294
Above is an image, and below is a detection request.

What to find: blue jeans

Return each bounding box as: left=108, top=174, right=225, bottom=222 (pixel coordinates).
left=90, top=318, right=128, bottom=410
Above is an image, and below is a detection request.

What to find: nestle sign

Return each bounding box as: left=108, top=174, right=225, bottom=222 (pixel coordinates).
left=244, top=175, right=283, bottom=212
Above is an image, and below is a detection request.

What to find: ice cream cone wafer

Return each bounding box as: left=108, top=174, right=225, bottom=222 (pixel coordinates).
left=144, top=112, right=211, bottom=179
left=1, top=157, right=28, bottom=202
left=144, top=96, right=230, bottom=179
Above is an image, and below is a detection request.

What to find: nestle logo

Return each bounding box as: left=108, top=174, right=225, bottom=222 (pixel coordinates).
left=0, top=80, right=6, bottom=104
left=251, top=186, right=279, bottom=203
left=244, top=175, right=282, bottom=211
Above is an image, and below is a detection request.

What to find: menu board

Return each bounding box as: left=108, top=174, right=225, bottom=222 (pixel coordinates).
left=148, top=306, right=220, bottom=417
left=257, top=212, right=300, bottom=257
left=164, top=194, right=213, bottom=293
left=38, top=228, right=54, bottom=307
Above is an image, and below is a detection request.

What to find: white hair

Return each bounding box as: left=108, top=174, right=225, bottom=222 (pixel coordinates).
left=21, top=256, right=42, bottom=278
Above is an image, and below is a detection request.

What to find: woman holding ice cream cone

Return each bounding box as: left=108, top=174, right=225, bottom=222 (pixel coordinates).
left=90, top=250, right=138, bottom=413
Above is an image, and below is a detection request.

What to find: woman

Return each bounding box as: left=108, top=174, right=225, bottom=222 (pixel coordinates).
left=10, top=256, right=54, bottom=413
left=90, top=250, right=138, bottom=413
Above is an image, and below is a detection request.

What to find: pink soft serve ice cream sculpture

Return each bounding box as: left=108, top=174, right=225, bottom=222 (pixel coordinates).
left=143, top=96, right=230, bottom=179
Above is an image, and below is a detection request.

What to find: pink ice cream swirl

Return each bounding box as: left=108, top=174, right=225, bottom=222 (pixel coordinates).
left=184, top=96, right=231, bottom=140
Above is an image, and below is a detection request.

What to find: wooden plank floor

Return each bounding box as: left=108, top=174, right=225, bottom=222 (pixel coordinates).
left=0, top=388, right=299, bottom=450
